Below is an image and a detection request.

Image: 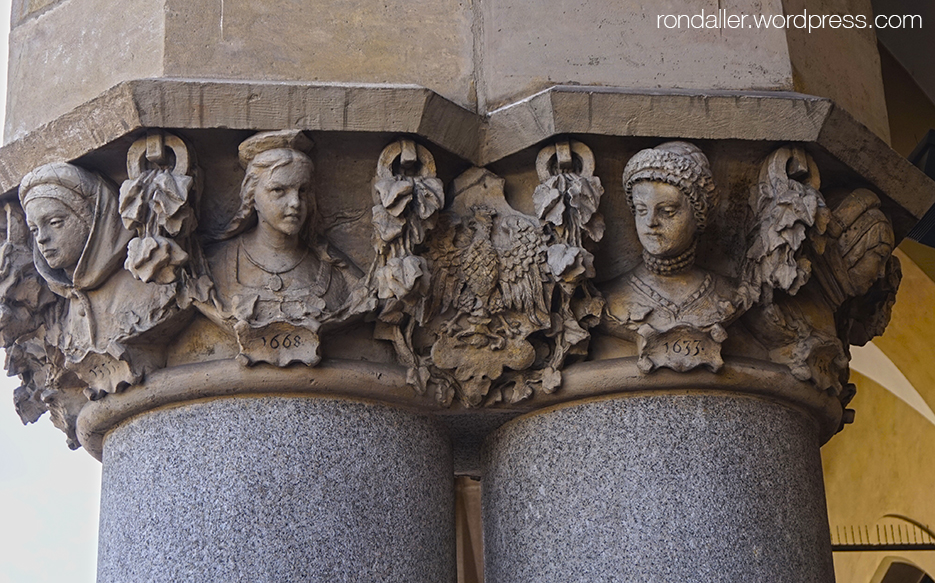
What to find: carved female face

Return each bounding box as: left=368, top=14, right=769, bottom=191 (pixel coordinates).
left=24, top=195, right=91, bottom=273
left=253, top=159, right=312, bottom=238
left=631, top=180, right=697, bottom=258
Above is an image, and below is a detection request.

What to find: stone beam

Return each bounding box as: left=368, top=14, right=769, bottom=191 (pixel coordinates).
left=0, top=80, right=930, bottom=241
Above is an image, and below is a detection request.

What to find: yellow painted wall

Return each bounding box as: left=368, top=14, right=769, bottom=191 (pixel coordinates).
left=822, top=250, right=935, bottom=582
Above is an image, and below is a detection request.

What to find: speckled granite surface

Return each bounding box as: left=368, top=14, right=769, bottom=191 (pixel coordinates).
left=98, top=396, right=455, bottom=583
left=482, top=393, right=835, bottom=583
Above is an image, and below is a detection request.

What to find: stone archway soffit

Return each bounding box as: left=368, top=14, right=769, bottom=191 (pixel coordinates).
left=851, top=341, right=935, bottom=428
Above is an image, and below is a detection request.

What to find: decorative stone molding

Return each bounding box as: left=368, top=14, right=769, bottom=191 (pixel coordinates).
left=0, top=119, right=917, bottom=450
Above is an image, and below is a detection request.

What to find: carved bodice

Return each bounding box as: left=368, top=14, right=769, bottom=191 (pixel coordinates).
left=206, top=235, right=350, bottom=328
left=604, top=269, right=737, bottom=331
left=601, top=267, right=741, bottom=373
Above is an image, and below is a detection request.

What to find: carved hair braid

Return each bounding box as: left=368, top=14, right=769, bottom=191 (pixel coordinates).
left=622, top=141, right=717, bottom=233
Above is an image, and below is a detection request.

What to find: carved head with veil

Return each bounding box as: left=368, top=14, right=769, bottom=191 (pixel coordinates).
left=20, top=162, right=182, bottom=395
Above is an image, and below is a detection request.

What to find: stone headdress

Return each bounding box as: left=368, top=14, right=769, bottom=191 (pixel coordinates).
left=19, top=162, right=132, bottom=293
left=622, top=141, right=717, bottom=233
left=215, top=130, right=316, bottom=241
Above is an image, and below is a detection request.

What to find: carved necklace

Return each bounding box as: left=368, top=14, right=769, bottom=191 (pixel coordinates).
left=239, top=239, right=309, bottom=292
left=642, top=241, right=697, bottom=275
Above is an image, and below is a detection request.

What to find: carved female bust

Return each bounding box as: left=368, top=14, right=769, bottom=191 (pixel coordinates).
left=600, top=142, right=740, bottom=373
left=20, top=162, right=180, bottom=395
left=203, top=130, right=359, bottom=366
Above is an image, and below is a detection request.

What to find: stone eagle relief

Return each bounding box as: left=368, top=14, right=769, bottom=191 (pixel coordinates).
left=370, top=139, right=604, bottom=407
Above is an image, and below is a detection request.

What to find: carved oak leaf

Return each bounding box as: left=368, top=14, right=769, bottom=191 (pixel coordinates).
left=413, top=177, right=444, bottom=221
left=582, top=213, right=606, bottom=243
left=546, top=244, right=580, bottom=276
left=566, top=175, right=602, bottom=226
left=119, top=170, right=193, bottom=236
left=125, top=235, right=190, bottom=285
left=13, top=384, right=46, bottom=424
left=533, top=183, right=563, bottom=223
left=118, top=178, right=148, bottom=230
left=375, top=256, right=428, bottom=300
left=546, top=243, right=591, bottom=281
left=541, top=367, right=562, bottom=393
left=534, top=182, right=567, bottom=227
left=375, top=177, right=414, bottom=216
left=372, top=204, right=406, bottom=243
left=150, top=171, right=193, bottom=237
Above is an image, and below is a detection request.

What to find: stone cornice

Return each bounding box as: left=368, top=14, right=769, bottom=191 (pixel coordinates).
left=0, top=79, right=931, bottom=239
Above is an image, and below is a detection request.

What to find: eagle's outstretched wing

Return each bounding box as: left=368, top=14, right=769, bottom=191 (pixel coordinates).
left=496, top=214, right=550, bottom=327
left=425, top=213, right=466, bottom=322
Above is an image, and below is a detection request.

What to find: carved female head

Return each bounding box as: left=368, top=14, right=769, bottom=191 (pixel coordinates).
left=219, top=130, right=316, bottom=241
left=622, top=142, right=716, bottom=261
left=20, top=163, right=97, bottom=276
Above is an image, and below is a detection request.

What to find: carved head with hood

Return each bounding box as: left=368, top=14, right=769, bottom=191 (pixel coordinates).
left=20, top=162, right=132, bottom=296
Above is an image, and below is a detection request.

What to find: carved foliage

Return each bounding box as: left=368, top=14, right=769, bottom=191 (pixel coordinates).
left=742, top=149, right=899, bottom=399
left=370, top=139, right=444, bottom=304
left=422, top=168, right=552, bottom=406
left=1, top=130, right=909, bottom=449
left=370, top=140, right=606, bottom=407
left=531, top=140, right=605, bottom=385
left=1, top=132, right=211, bottom=445
left=119, top=132, right=201, bottom=290
left=369, top=140, right=444, bottom=388
left=742, top=147, right=829, bottom=306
